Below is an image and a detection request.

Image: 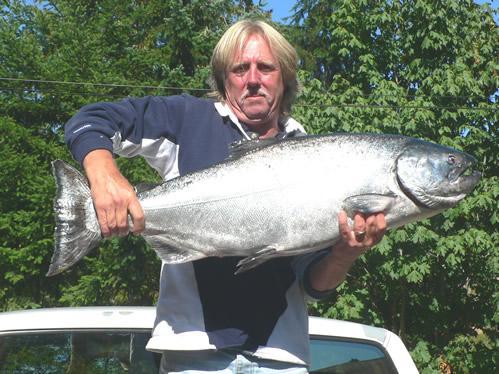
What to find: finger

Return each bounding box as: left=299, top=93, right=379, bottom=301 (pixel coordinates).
left=338, top=210, right=348, bottom=226
left=128, top=199, right=145, bottom=235
left=115, top=202, right=129, bottom=237
left=363, top=214, right=378, bottom=244
left=377, top=213, right=387, bottom=233
left=105, top=206, right=118, bottom=237
left=338, top=211, right=354, bottom=241
left=365, top=214, right=377, bottom=232
left=372, top=213, right=387, bottom=244
left=96, top=207, right=110, bottom=238
left=353, top=213, right=365, bottom=231
left=339, top=211, right=365, bottom=244
left=353, top=213, right=366, bottom=242
left=365, top=213, right=386, bottom=245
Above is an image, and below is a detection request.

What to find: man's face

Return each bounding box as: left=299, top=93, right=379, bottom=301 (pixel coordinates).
left=224, top=34, right=283, bottom=135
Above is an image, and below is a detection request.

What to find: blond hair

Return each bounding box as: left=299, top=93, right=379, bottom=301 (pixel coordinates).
left=210, top=19, right=298, bottom=116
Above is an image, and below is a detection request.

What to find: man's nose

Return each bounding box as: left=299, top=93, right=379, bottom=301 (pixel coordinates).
left=247, top=65, right=260, bottom=86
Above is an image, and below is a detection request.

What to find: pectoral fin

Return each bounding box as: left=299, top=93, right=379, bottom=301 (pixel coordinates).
left=342, top=193, right=397, bottom=217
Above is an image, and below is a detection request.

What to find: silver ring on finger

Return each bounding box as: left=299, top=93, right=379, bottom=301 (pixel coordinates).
left=354, top=231, right=366, bottom=242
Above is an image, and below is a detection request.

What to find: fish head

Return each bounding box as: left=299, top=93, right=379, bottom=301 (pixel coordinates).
left=396, top=140, right=481, bottom=209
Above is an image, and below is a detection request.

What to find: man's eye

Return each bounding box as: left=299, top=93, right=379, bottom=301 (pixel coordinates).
left=258, top=63, right=276, bottom=72
left=232, top=65, right=248, bottom=74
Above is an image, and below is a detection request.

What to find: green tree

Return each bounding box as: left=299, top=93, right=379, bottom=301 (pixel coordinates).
left=289, top=0, right=498, bottom=372
left=0, top=0, right=269, bottom=310
left=1, top=0, right=497, bottom=372
left=0, top=118, right=65, bottom=310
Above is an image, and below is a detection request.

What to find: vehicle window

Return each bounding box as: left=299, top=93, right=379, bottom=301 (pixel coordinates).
left=0, top=331, right=399, bottom=373
left=0, top=331, right=160, bottom=373
left=309, top=337, right=398, bottom=374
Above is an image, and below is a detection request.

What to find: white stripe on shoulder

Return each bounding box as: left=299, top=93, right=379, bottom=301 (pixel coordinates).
left=111, top=132, right=179, bottom=180
left=282, top=117, right=306, bottom=134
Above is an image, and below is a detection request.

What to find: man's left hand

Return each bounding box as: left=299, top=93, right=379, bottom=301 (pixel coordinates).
left=335, top=210, right=387, bottom=261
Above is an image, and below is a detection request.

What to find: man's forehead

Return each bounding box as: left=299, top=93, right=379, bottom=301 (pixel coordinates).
left=230, top=34, right=276, bottom=63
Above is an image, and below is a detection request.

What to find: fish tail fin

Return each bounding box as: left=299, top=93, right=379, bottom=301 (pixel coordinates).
left=46, top=160, right=102, bottom=276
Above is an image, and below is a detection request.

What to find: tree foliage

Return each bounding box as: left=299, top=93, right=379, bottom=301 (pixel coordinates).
left=0, top=0, right=497, bottom=372
left=289, top=0, right=497, bottom=372
left=0, top=0, right=269, bottom=309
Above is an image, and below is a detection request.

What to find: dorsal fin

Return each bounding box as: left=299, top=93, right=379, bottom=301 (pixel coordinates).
left=228, top=130, right=306, bottom=160
left=228, top=138, right=280, bottom=159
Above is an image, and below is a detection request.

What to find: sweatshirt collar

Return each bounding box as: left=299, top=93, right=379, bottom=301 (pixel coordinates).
left=214, top=101, right=306, bottom=138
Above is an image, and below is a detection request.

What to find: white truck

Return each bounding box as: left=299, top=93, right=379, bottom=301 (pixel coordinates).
left=0, top=306, right=419, bottom=373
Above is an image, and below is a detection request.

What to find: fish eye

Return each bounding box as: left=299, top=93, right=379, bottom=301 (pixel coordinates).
left=447, top=154, right=456, bottom=165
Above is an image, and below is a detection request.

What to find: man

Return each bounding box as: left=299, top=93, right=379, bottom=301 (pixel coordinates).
left=65, top=19, right=386, bottom=372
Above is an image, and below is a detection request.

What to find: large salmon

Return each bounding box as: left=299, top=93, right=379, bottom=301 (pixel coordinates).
left=47, top=134, right=480, bottom=276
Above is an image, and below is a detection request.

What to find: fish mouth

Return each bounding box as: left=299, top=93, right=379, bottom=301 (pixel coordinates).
left=452, top=170, right=481, bottom=198
left=420, top=167, right=481, bottom=209
left=448, top=161, right=481, bottom=194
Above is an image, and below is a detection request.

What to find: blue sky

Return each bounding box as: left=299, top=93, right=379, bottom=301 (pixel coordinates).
left=262, top=0, right=498, bottom=23
left=261, top=0, right=295, bottom=22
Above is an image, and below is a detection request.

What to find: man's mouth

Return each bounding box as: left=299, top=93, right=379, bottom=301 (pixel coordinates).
left=243, top=91, right=266, bottom=100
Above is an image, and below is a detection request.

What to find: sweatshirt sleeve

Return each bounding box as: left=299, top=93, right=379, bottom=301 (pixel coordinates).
left=293, top=250, right=337, bottom=301
left=65, top=95, right=187, bottom=179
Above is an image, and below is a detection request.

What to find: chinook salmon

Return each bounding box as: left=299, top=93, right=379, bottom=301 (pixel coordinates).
left=47, top=133, right=480, bottom=276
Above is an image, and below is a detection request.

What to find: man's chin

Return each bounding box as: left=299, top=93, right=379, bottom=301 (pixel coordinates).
left=243, top=113, right=270, bottom=124
left=241, top=104, right=271, bottom=120
left=233, top=103, right=278, bottom=127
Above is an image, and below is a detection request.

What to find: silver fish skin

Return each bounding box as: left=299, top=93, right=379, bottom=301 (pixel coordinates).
left=47, top=133, right=481, bottom=276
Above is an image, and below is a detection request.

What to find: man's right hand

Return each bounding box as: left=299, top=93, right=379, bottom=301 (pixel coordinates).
left=83, top=150, right=145, bottom=237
